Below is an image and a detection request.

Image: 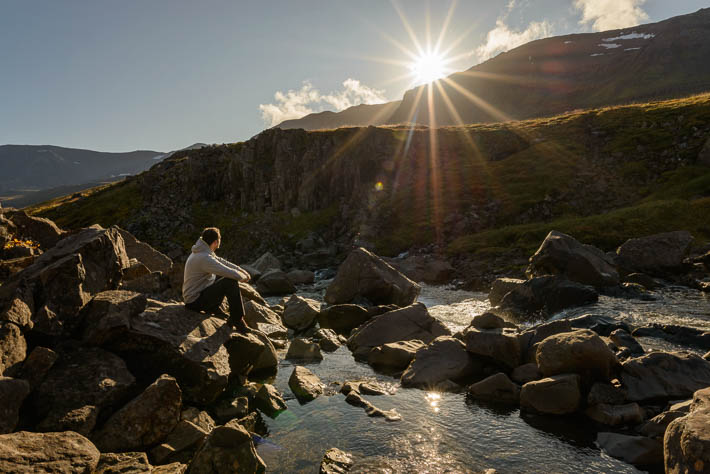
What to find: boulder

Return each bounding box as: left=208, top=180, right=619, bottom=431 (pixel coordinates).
left=343, top=391, right=401, bottom=421
left=664, top=388, right=710, bottom=473
left=463, top=328, right=521, bottom=370
left=536, top=329, right=619, bottom=381
left=286, top=269, right=315, bottom=285
left=99, top=302, right=233, bottom=404
left=289, top=366, right=324, bottom=402
left=367, top=340, right=425, bottom=370
left=240, top=264, right=262, bottom=282
left=286, top=338, right=323, bottom=361
left=0, top=226, right=129, bottom=335
left=3, top=210, right=65, bottom=250
left=18, top=346, right=57, bottom=390
left=188, top=420, right=266, bottom=473
left=325, top=247, right=420, bottom=306
left=527, top=231, right=619, bottom=288
left=587, top=382, right=627, bottom=405
left=282, top=295, right=320, bottom=331
left=239, top=282, right=268, bottom=306
left=609, top=329, right=644, bottom=356
left=387, top=255, right=455, bottom=284
left=620, top=352, right=710, bottom=402
left=320, top=448, right=354, bottom=474
left=347, top=303, right=450, bottom=361
left=213, top=397, right=249, bottom=424
left=469, top=312, right=517, bottom=330
left=81, top=290, right=148, bottom=345
left=181, top=407, right=216, bottom=434
left=0, top=377, right=30, bottom=434
left=639, top=411, right=687, bottom=438
left=116, top=227, right=172, bottom=274
left=518, top=319, right=573, bottom=362
left=243, top=300, right=283, bottom=328
left=597, top=432, right=663, bottom=466
left=0, top=322, right=26, bottom=376
left=251, top=252, right=281, bottom=273
left=0, top=431, right=100, bottom=473
left=93, top=374, right=182, bottom=453
left=520, top=374, right=581, bottom=415
left=37, top=405, right=99, bottom=437
left=254, top=384, right=288, bottom=418
left=120, top=271, right=166, bottom=294
left=468, top=373, right=520, bottom=404
left=498, top=275, right=598, bottom=320
left=632, top=324, right=710, bottom=351
left=315, top=328, right=341, bottom=352
left=623, top=273, right=660, bottom=290
left=151, top=420, right=208, bottom=465
left=120, top=259, right=150, bottom=281
left=225, top=331, right=278, bottom=375
left=585, top=402, right=644, bottom=426
left=33, top=347, right=135, bottom=433
left=569, top=314, right=631, bottom=337
left=256, top=269, right=296, bottom=296
left=317, top=304, right=371, bottom=335
left=511, top=363, right=541, bottom=384
left=401, top=336, right=480, bottom=387
left=95, top=452, right=151, bottom=473
left=616, top=231, right=694, bottom=276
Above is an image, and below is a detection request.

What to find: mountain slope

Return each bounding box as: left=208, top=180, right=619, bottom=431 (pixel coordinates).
left=32, top=94, right=710, bottom=281
left=278, top=8, right=710, bottom=130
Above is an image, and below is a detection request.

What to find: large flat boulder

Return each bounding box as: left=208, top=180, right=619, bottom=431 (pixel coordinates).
left=325, top=247, right=420, bottom=306
left=464, top=328, right=521, bottom=370
left=347, top=303, right=450, bottom=361
left=401, top=336, right=479, bottom=388
left=597, top=432, right=663, bottom=467
left=520, top=374, right=581, bottom=415
left=367, top=340, right=426, bottom=370
left=0, top=431, right=100, bottom=473
left=468, top=372, right=520, bottom=404
left=317, top=304, right=372, bottom=335
left=616, top=231, right=694, bottom=276
left=527, top=230, right=619, bottom=288
left=498, top=275, right=598, bottom=320
left=0, top=226, right=129, bottom=336
left=188, top=420, right=266, bottom=473
left=620, top=352, right=710, bottom=402
left=32, top=347, right=135, bottom=433
left=81, top=290, right=148, bottom=345
left=93, top=374, right=182, bottom=453
left=97, top=301, right=232, bottom=404
left=536, top=329, right=619, bottom=381
left=255, top=269, right=296, bottom=296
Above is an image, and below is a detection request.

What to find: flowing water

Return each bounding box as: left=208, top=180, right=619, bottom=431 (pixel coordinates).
left=255, top=283, right=710, bottom=473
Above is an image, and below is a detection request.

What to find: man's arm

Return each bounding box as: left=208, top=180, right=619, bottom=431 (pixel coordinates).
left=201, top=255, right=250, bottom=282
left=215, top=255, right=251, bottom=282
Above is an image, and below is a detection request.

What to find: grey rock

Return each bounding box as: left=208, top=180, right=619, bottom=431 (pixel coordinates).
left=520, top=374, right=581, bottom=415
left=367, top=340, right=425, bottom=370
left=282, top=295, right=320, bottom=331
left=289, top=366, right=324, bottom=402
left=286, top=338, right=323, bottom=361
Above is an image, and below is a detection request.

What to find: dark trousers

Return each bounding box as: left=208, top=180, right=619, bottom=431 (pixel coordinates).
left=185, top=277, right=245, bottom=326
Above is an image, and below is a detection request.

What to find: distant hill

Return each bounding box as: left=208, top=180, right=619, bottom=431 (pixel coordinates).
left=0, top=143, right=207, bottom=208
left=277, top=8, right=710, bottom=130
left=276, top=102, right=401, bottom=130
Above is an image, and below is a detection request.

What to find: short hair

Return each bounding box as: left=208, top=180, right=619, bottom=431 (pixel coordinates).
left=201, top=227, right=221, bottom=245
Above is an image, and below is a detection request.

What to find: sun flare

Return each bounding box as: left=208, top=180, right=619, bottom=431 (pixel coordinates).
left=410, top=51, right=449, bottom=85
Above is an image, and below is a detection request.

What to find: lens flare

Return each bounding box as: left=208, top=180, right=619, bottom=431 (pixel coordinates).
left=410, top=51, right=448, bottom=85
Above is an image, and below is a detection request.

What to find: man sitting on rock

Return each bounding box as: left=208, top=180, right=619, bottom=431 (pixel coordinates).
left=183, top=227, right=251, bottom=333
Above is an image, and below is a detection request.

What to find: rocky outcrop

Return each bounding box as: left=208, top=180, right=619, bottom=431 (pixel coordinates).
left=325, top=248, right=420, bottom=306
left=620, top=352, right=710, bottom=402
left=401, top=336, right=479, bottom=388
left=2, top=210, right=65, bottom=250
left=535, top=329, right=619, bottom=381
left=498, top=275, right=598, bottom=320
left=317, top=304, right=371, bottom=335
left=468, top=373, right=520, bottom=404
left=33, top=347, right=135, bottom=434
left=526, top=231, right=619, bottom=288
left=520, top=374, right=581, bottom=415
left=289, top=366, right=324, bottom=402
left=93, top=374, right=182, bottom=453
left=0, top=377, right=30, bottom=434
left=188, top=420, right=266, bottom=473
left=81, top=290, right=148, bottom=345
left=616, top=231, right=694, bottom=276
left=664, top=387, right=710, bottom=474
left=0, top=431, right=100, bottom=473
left=347, top=303, right=450, bottom=360
left=282, top=295, right=320, bottom=331
left=116, top=227, right=173, bottom=274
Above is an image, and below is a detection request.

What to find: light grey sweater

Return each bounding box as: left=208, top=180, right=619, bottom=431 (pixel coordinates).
left=182, top=238, right=250, bottom=304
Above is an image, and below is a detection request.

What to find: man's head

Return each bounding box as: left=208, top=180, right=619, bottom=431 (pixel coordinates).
left=201, top=227, right=221, bottom=252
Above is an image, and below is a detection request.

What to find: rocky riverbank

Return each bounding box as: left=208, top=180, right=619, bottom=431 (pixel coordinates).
left=1, top=207, right=710, bottom=472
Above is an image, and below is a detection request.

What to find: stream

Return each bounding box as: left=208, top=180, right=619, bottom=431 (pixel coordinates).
left=254, top=283, right=710, bottom=473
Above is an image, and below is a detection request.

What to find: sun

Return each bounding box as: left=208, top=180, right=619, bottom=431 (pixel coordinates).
left=409, top=51, right=449, bottom=85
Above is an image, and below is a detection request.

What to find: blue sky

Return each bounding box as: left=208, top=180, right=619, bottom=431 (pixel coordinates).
left=1, top=0, right=706, bottom=151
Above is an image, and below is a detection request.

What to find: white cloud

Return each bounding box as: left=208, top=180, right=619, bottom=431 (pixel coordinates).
left=259, top=79, right=387, bottom=126
left=475, top=19, right=553, bottom=62
left=574, top=0, right=648, bottom=32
